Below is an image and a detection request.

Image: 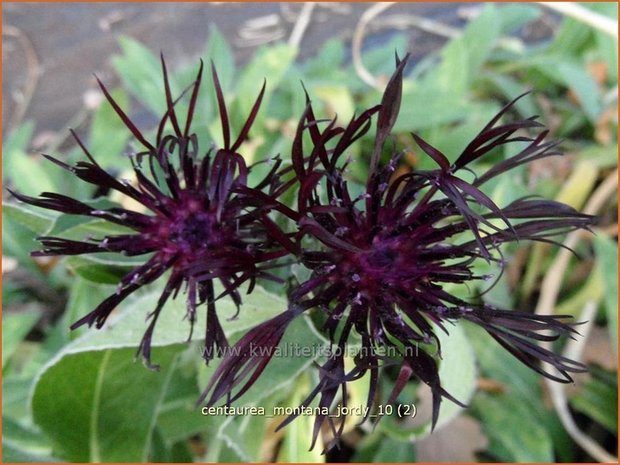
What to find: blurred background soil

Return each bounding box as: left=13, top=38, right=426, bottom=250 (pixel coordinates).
left=3, top=2, right=556, bottom=138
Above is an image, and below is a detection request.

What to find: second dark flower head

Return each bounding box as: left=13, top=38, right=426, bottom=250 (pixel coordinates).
left=202, top=54, right=593, bottom=450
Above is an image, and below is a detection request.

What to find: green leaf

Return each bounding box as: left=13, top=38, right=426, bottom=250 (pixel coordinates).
left=423, top=104, right=500, bottom=165
left=521, top=159, right=599, bottom=295
left=89, top=89, right=131, bottom=168
left=64, top=278, right=116, bottom=340
left=466, top=323, right=555, bottom=461
left=432, top=4, right=500, bottom=96
left=426, top=323, right=477, bottom=431
left=535, top=59, right=602, bottom=122
left=3, top=121, right=35, bottom=162
left=548, top=14, right=594, bottom=56
left=496, top=3, right=541, bottom=34
left=555, top=265, right=603, bottom=318
left=312, top=84, right=355, bottom=126
left=473, top=392, right=553, bottom=461
left=178, top=24, right=236, bottom=136
left=351, top=432, right=416, bottom=463
left=236, top=44, right=297, bottom=108
left=578, top=144, right=619, bottom=169
left=593, top=234, right=618, bottom=356
left=3, top=377, right=36, bottom=421
left=482, top=73, right=538, bottom=117
left=148, top=429, right=194, bottom=462
left=2, top=441, right=59, bottom=463
left=65, top=253, right=146, bottom=272
left=3, top=122, right=58, bottom=196
left=2, top=309, right=41, bottom=365
left=277, top=375, right=324, bottom=463
left=3, top=416, right=54, bottom=459
left=217, top=412, right=269, bottom=463
left=379, top=322, right=477, bottom=441
left=541, top=411, right=574, bottom=463
left=154, top=348, right=210, bottom=447
left=204, top=24, right=236, bottom=90
left=467, top=321, right=539, bottom=401
left=303, top=39, right=345, bottom=78
left=595, top=26, right=618, bottom=83
left=65, top=257, right=130, bottom=285
left=2, top=278, right=31, bottom=307
left=73, top=284, right=289, bottom=352
left=360, top=33, right=408, bottom=78
left=45, top=215, right=134, bottom=239
left=394, top=90, right=478, bottom=132
left=435, top=38, right=469, bottom=97
left=372, top=436, right=416, bottom=462
left=570, top=370, right=618, bottom=433
left=41, top=198, right=126, bottom=237
left=98, top=278, right=317, bottom=463
left=2, top=202, right=56, bottom=236
left=31, top=347, right=182, bottom=462
left=229, top=44, right=297, bottom=155
left=215, top=441, right=244, bottom=462
left=112, top=36, right=167, bottom=116
left=156, top=390, right=210, bottom=446
left=30, top=281, right=292, bottom=461
left=2, top=211, right=48, bottom=272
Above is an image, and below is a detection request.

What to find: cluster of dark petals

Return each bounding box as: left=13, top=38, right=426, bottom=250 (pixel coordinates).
left=12, top=51, right=595, bottom=450
left=201, top=54, right=594, bottom=450
left=11, top=57, right=298, bottom=369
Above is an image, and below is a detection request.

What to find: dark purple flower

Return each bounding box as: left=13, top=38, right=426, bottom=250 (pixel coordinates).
left=201, top=54, right=593, bottom=449
left=10, top=57, right=298, bottom=369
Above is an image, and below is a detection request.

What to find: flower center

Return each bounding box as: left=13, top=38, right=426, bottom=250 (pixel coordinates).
left=339, top=240, right=403, bottom=292
left=152, top=196, right=226, bottom=261
left=364, top=246, right=398, bottom=269
left=170, top=212, right=214, bottom=249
